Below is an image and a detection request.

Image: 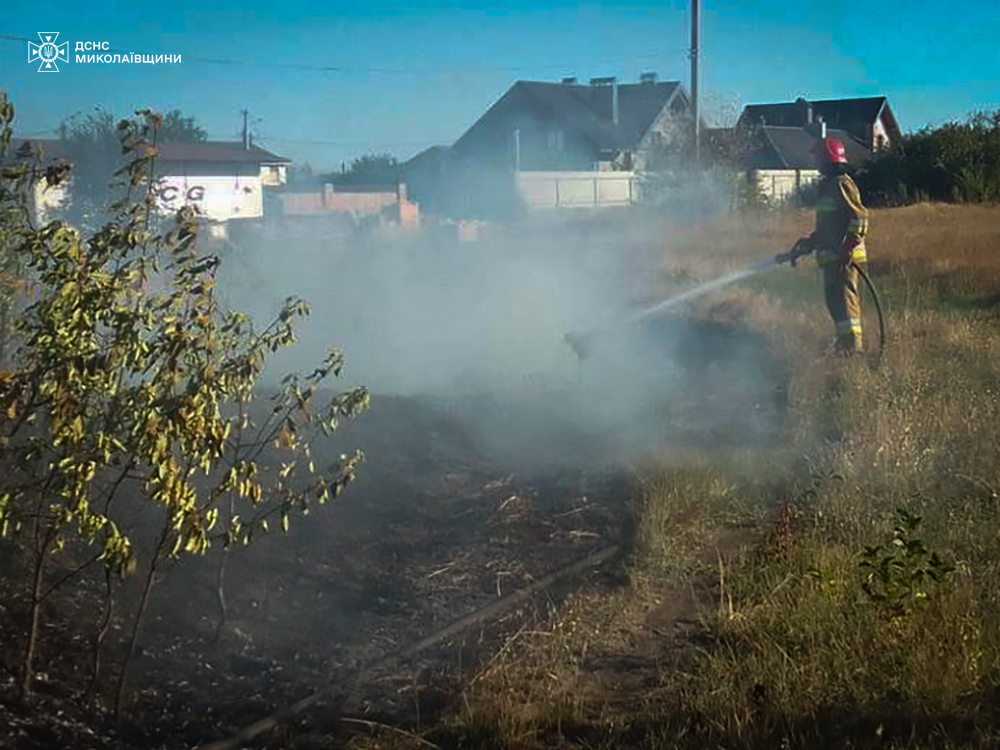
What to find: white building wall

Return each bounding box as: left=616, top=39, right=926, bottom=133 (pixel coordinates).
left=32, top=180, right=69, bottom=224
left=154, top=164, right=263, bottom=221
left=634, top=105, right=686, bottom=172
left=29, top=162, right=278, bottom=224
left=873, top=117, right=891, bottom=150
left=753, top=169, right=821, bottom=204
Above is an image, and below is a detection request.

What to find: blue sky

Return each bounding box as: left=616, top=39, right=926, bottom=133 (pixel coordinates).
left=2, top=0, right=998, bottom=171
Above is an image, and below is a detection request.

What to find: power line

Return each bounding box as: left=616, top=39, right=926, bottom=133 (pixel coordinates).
left=6, top=33, right=692, bottom=154
left=252, top=135, right=452, bottom=148
left=0, top=34, right=686, bottom=76
left=13, top=128, right=454, bottom=153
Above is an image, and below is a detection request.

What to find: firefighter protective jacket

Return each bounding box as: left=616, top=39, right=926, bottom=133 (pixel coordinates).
left=812, top=173, right=869, bottom=266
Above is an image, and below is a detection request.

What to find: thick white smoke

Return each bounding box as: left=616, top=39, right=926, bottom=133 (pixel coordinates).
left=215, top=210, right=783, bottom=471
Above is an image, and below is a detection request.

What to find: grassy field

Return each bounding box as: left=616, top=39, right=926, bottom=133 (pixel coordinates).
left=649, top=203, right=1000, bottom=749
left=351, top=203, right=1000, bottom=749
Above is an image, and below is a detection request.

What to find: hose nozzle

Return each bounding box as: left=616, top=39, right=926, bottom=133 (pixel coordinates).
left=775, top=238, right=811, bottom=267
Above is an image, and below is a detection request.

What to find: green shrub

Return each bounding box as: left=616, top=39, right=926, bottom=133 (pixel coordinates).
left=859, top=109, right=1000, bottom=206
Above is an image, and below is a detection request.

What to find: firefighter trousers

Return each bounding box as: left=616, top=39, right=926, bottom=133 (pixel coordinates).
left=822, top=261, right=864, bottom=354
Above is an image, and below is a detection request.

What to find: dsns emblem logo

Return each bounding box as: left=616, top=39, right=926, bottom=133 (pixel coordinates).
left=29, top=32, right=69, bottom=72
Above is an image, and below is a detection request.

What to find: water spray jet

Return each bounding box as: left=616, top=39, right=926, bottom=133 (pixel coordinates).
left=564, top=242, right=885, bottom=364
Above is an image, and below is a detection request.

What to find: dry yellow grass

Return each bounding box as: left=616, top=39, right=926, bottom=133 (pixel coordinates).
left=871, top=203, right=1000, bottom=268
left=658, top=202, right=1000, bottom=307
left=662, top=202, right=1000, bottom=271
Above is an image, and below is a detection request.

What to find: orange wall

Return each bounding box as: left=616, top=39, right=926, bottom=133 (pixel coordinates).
left=278, top=186, right=415, bottom=217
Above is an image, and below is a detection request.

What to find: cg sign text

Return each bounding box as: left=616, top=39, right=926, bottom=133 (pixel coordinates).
left=156, top=185, right=206, bottom=203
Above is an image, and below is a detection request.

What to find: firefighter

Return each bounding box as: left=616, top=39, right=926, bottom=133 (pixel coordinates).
left=792, top=135, right=870, bottom=356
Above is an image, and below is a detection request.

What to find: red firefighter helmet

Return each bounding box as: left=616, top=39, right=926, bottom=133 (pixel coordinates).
left=812, top=135, right=848, bottom=165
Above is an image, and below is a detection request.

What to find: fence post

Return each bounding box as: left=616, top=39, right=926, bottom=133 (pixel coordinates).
left=555, top=178, right=560, bottom=208
left=594, top=177, right=598, bottom=206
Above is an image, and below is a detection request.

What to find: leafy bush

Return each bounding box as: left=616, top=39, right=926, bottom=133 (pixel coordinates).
left=859, top=508, right=956, bottom=622
left=0, top=91, right=369, bottom=713
left=859, top=109, right=1000, bottom=206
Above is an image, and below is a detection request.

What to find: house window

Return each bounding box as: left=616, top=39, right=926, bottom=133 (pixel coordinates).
left=262, top=165, right=282, bottom=184
left=671, top=98, right=687, bottom=116
left=547, top=129, right=565, bottom=152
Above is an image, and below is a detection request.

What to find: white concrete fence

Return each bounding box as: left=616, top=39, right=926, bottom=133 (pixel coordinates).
left=516, top=171, right=638, bottom=210
left=752, top=169, right=822, bottom=204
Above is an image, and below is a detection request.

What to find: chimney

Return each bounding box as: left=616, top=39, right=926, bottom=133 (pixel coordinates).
left=561, top=76, right=577, bottom=85
left=640, top=71, right=658, bottom=84
left=612, top=80, right=619, bottom=126
left=795, top=97, right=813, bottom=125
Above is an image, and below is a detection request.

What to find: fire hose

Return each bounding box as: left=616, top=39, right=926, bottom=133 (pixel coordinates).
left=852, top=260, right=886, bottom=366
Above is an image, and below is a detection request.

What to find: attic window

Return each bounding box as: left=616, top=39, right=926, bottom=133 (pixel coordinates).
left=671, top=98, right=687, bottom=116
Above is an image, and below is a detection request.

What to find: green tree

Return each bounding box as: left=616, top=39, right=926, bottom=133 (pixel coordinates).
left=858, top=109, right=1000, bottom=206
left=160, top=108, right=208, bottom=143
left=326, top=152, right=400, bottom=186
left=59, top=107, right=120, bottom=227
left=287, top=161, right=315, bottom=185
left=0, top=98, right=72, bottom=367
left=0, top=95, right=369, bottom=712
left=56, top=106, right=209, bottom=227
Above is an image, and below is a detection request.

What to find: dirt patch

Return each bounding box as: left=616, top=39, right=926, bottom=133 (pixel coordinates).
left=553, top=525, right=762, bottom=718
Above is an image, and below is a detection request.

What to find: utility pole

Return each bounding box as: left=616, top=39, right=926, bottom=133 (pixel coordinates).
left=240, top=110, right=263, bottom=148
left=690, top=0, right=701, bottom=167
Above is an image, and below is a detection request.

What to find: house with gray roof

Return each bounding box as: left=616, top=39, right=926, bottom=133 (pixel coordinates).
left=737, top=96, right=901, bottom=151
left=742, top=123, right=876, bottom=205
left=450, top=73, right=693, bottom=173
left=717, top=95, right=900, bottom=205
left=402, top=73, right=697, bottom=218
left=751, top=125, right=875, bottom=169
